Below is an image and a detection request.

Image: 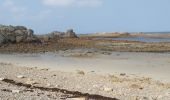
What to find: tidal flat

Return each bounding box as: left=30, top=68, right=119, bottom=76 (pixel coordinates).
left=0, top=50, right=170, bottom=100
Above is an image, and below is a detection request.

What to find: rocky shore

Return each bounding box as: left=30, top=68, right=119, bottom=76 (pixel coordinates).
left=0, top=25, right=170, bottom=53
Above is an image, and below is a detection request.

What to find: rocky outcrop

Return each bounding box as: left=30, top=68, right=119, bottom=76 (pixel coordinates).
left=51, top=29, right=77, bottom=38
left=0, top=25, right=39, bottom=46
left=65, top=29, right=77, bottom=38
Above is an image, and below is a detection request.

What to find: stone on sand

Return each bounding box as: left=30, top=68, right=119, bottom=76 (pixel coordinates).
left=17, top=75, right=25, bottom=78
left=0, top=77, right=5, bottom=81
left=12, top=90, right=22, bottom=93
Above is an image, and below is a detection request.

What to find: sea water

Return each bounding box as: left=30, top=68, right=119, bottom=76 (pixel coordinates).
left=111, top=37, right=170, bottom=42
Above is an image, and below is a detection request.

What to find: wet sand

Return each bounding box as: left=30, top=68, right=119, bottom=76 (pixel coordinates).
left=0, top=51, right=170, bottom=83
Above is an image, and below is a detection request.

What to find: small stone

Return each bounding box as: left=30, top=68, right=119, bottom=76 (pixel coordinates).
left=103, top=87, right=113, bottom=92
left=142, top=97, right=152, bottom=100
left=91, top=71, right=95, bottom=73
left=87, top=88, right=92, bottom=91
left=120, top=73, right=126, bottom=76
left=66, top=96, right=87, bottom=100
left=165, top=90, right=170, bottom=96
left=76, top=70, right=85, bottom=75
left=17, top=75, right=25, bottom=78
left=130, top=84, right=143, bottom=89
left=46, top=83, right=51, bottom=87
left=55, top=85, right=61, bottom=88
left=157, top=95, right=163, bottom=99
left=40, top=68, right=49, bottom=71
left=26, top=79, right=37, bottom=85
left=0, top=78, right=5, bottom=81
left=12, top=90, right=22, bottom=93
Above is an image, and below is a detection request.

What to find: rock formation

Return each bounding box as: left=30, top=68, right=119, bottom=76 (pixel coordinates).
left=50, top=29, right=77, bottom=38
left=42, top=29, right=77, bottom=41
left=0, top=25, right=39, bottom=46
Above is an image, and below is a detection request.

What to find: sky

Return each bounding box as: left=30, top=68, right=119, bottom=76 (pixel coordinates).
left=0, top=0, right=170, bottom=34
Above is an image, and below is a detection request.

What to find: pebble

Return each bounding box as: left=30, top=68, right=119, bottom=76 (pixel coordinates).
left=55, top=85, right=61, bottom=88
left=141, top=97, right=152, bottom=100
left=120, top=73, right=126, bottom=76
left=12, top=90, right=22, bottom=93
left=40, top=68, right=49, bottom=71
left=0, top=77, right=5, bottom=81
left=66, top=96, right=87, bottom=100
left=17, top=75, right=25, bottom=78
left=46, top=83, right=51, bottom=87
left=165, top=89, right=170, bottom=96
left=157, top=95, right=163, bottom=99
left=103, top=87, right=113, bottom=92
left=26, top=79, right=37, bottom=85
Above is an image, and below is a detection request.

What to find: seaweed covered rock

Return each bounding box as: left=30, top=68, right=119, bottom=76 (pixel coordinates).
left=50, top=29, right=77, bottom=38
left=0, top=25, right=39, bottom=46
left=65, top=29, right=77, bottom=38
left=41, top=29, right=78, bottom=41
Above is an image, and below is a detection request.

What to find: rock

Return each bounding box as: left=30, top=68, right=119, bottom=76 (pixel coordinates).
left=66, top=96, right=88, bottom=100
left=16, top=36, right=24, bottom=42
left=26, top=78, right=37, bottom=85
left=0, top=34, right=6, bottom=46
left=120, top=73, right=126, bottom=76
left=43, top=29, right=78, bottom=41
left=103, top=87, right=113, bottom=92
left=46, top=83, right=51, bottom=87
left=27, top=29, right=34, bottom=36
left=40, top=68, right=49, bottom=71
left=157, top=95, right=163, bottom=99
left=0, top=24, right=40, bottom=45
left=142, top=97, right=152, bottom=100
left=130, top=84, right=143, bottom=90
left=15, top=26, right=27, bottom=30
left=76, top=70, right=85, bottom=75
left=65, top=29, right=77, bottom=38
left=55, top=85, right=61, bottom=88
left=17, top=75, right=25, bottom=78
left=0, top=77, right=5, bottom=81
left=165, top=89, right=170, bottom=96
left=43, top=35, right=50, bottom=41
left=12, top=90, right=22, bottom=93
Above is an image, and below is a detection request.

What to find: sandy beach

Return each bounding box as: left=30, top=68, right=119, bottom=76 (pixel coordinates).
left=0, top=50, right=170, bottom=82
left=0, top=50, right=170, bottom=100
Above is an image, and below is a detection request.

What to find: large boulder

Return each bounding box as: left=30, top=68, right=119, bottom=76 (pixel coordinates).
left=47, top=29, right=77, bottom=39
left=0, top=34, right=6, bottom=46
left=64, top=29, right=77, bottom=38
left=0, top=25, right=39, bottom=46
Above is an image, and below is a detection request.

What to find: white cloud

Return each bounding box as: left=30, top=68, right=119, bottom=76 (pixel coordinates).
left=42, top=0, right=103, bottom=7
left=0, top=0, right=51, bottom=21
left=2, top=0, right=26, bottom=14
left=28, top=10, right=53, bottom=21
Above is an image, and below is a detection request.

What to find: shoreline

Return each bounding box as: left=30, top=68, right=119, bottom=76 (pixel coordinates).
left=0, top=50, right=170, bottom=83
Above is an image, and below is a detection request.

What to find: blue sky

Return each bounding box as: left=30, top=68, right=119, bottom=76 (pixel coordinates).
left=0, top=0, right=170, bottom=34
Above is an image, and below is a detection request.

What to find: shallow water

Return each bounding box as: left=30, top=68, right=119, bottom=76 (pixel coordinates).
left=111, top=37, right=170, bottom=42
left=0, top=52, right=170, bottom=82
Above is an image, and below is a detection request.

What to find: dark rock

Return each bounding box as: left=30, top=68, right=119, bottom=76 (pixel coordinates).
left=15, top=26, right=27, bottom=30
left=0, top=34, right=6, bottom=46
left=65, top=29, right=77, bottom=38
left=46, top=29, right=77, bottom=40
left=0, top=25, right=39, bottom=45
